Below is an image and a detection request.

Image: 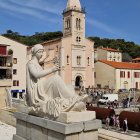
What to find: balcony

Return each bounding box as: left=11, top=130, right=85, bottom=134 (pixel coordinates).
left=0, top=54, right=12, bottom=57
left=0, top=63, right=12, bottom=69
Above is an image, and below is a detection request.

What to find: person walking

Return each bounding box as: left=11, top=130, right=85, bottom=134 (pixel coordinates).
left=123, top=118, right=128, bottom=133
left=115, top=115, right=120, bottom=130
left=106, top=116, right=110, bottom=130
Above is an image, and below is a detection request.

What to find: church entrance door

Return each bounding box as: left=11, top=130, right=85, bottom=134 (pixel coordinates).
left=75, top=76, right=82, bottom=88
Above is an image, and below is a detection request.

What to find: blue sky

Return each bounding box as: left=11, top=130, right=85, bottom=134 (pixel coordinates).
left=0, top=0, right=140, bottom=45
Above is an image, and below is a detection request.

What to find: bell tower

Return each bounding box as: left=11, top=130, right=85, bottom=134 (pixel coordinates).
left=63, top=0, right=86, bottom=45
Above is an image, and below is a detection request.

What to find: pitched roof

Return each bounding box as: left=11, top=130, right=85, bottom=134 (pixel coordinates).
left=101, top=47, right=120, bottom=52
left=133, top=58, right=140, bottom=61
left=41, top=37, right=62, bottom=45
left=99, top=60, right=140, bottom=70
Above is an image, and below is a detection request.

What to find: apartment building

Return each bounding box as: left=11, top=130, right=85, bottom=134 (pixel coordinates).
left=0, top=35, right=28, bottom=98
left=96, top=47, right=122, bottom=62
left=95, top=60, right=140, bottom=91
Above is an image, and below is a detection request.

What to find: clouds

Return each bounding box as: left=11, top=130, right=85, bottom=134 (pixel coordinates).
left=0, top=0, right=64, bottom=22
left=87, top=18, right=130, bottom=40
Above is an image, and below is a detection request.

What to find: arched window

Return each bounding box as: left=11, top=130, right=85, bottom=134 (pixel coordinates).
left=67, top=55, right=69, bottom=64
left=77, top=56, right=81, bottom=65
left=79, top=56, right=81, bottom=65
left=66, top=18, right=71, bottom=29
left=78, top=19, right=81, bottom=30
left=76, top=18, right=81, bottom=30
left=87, top=57, right=90, bottom=65
left=77, top=56, right=79, bottom=65
left=68, top=19, right=71, bottom=28
left=76, top=18, right=78, bottom=28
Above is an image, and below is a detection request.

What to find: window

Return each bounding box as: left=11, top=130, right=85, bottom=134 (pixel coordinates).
left=117, top=56, right=120, bottom=61
left=136, top=82, right=138, bottom=89
left=66, top=18, right=71, bottom=29
left=67, top=55, right=69, bottom=65
left=56, top=46, right=59, bottom=52
left=120, top=71, right=125, bottom=78
left=77, top=56, right=81, bottom=65
left=134, top=72, right=140, bottom=78
left=13, top=69, right=17, bottom=75
left=13, top=80, right=19, bottom=86
left=76, top=18, right=81, bottom=30
left=94, top=72, right=96, bottom=78
left=78, top=19, right=81, bottom=29
left=87, top=57, right=90, bottom=66
left=76, top=18, right=78, bottom=28
left=128, top=71, right=130, bottom=78
left=76, top=36, right=81, bottom=42
left=109, top=55, right=112, bottom=60
left=13, top=58, right=17, bottom=64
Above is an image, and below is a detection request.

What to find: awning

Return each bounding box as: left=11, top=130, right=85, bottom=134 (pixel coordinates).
left=11, top=89, right=25, bottom=93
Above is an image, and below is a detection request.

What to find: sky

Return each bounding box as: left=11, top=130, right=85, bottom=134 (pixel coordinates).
left=0, top=0, right=140, bottom=45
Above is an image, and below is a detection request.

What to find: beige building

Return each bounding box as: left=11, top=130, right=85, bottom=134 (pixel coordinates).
left=95, top=60, right=140, bottom=91
left=39, top=0, right=94, bottom=88
left=0, top=35, right=27, bottom=98
left=95, top=47, right=122, bottom=62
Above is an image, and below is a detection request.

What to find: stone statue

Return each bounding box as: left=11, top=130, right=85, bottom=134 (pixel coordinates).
left=26, top=44, right=89, bottom=118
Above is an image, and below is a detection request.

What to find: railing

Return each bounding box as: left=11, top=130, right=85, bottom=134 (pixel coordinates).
left=63, top=6, right=86, bottom=14
left=0, top=54, right=12, bottom=57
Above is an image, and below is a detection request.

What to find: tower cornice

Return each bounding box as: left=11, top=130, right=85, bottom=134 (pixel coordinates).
left=62, top=7, right=86, bottom=15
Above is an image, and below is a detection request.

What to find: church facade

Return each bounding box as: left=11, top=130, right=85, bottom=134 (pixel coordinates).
left=41, top=0, right=95, bottom=88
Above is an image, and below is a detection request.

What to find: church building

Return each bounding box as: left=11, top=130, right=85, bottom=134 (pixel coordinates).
left=41, top=0, right=95, bottom=88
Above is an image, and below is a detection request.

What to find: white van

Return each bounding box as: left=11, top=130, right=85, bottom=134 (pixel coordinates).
left=98, top=94, right=118, bottom=104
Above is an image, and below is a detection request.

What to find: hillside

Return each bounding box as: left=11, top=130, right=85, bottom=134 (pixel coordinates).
left=2, top=30, right=140, bottom=59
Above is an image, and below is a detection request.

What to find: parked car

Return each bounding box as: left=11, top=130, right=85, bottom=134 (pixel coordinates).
left=129, top=88, right=138, bottom=92
left=117, top=89, right=129, bottom=93
left=98, top=94, right=118, bottom=104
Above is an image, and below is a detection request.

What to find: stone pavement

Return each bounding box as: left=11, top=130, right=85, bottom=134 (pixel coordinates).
left=102, top=125, right=140, bottom=139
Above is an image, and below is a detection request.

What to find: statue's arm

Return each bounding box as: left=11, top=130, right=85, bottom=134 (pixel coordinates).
left=28, top=63, right=56, bottom=79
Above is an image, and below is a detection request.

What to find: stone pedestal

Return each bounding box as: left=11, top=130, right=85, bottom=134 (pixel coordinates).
left=13, top=112, right=102, bottom=140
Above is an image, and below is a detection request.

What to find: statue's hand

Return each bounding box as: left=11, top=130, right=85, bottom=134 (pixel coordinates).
left=53, top=57, right=58, bottom=64
left=52, top=64, right=60, bottom=72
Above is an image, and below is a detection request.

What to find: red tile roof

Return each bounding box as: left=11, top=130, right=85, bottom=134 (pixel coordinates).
left=133, top=58, right=140, bottom=61
left=101, top=47, right=120, bottom=52
left=99, top=60, right=140, bottom=70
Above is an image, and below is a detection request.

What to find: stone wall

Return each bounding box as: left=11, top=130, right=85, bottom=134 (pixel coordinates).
left=13, top=112, right=102, bottom=140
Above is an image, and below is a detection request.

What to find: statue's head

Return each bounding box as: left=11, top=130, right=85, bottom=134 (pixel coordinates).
left=32, top=44, right=44, bottom=60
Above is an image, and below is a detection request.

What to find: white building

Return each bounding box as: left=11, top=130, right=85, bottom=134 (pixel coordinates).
left=95, top=47, right=122, bottom=62
left=95, top=60, right=140, bottom=91
left=0, top=35, right=28, bottom=98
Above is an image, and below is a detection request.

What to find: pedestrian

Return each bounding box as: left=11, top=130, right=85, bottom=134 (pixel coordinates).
left=115, top=115, right=120, bottom=130
left=123, top=118, right=128, bottom=133
left=106, top=116, right=110, bottom=130
left=112, top=114, right=116, bottom=127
